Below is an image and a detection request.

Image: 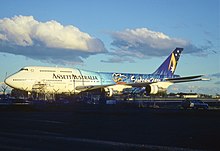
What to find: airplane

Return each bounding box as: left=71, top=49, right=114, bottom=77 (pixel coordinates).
left=4, top=48, right=208, bottom=97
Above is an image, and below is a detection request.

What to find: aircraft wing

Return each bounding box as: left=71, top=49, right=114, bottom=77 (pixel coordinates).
left=122, top=75, right=208, bottom=87
left=165, top=75, right=210, bottom=83
left=76, top=82, right=156, bottom=92
left=75, top=84, right=115, bottom=91
left=124, top=82, right=154, bottom=87
left=75, top=75, right=210, bottom=92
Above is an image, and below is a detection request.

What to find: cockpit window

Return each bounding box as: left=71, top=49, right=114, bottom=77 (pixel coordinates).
left=20, top=68, right=28, bottom=71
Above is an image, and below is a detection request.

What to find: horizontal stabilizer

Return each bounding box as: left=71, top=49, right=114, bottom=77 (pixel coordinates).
left=166, top=75, right=210, bottom=83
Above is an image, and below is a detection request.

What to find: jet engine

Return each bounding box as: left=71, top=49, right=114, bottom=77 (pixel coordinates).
left=104, top=87, right=114, bottom=97
left=145, top=84, right=166, bottom=94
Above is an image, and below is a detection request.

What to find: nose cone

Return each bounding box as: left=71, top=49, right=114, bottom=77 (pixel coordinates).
left=4, top=75, right=14, bottom=88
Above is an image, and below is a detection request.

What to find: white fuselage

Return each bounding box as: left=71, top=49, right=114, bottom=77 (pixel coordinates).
left=4, top=66, right=131, bottom=94
left=5, top=66, right=99, bottom=93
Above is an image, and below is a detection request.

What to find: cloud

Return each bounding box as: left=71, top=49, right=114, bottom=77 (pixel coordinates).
left=0, top=15, right=106, bottom=64
left=104, top=28, right=209, bottom=63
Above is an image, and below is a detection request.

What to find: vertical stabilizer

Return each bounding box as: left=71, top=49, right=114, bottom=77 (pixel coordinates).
left=153, top=48, right=183, bottom=77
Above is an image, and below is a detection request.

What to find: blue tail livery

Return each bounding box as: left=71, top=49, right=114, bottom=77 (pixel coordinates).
left=153, top=48, right=183, bottom=77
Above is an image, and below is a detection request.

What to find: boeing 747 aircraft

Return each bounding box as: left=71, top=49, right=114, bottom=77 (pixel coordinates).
left=4, top=48, right=207, bottom=96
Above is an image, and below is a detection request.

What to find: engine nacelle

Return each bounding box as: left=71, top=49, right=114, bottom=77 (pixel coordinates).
left=145, top=85, right=166, bottom=94
left=104, top=87, right=114, bottom=97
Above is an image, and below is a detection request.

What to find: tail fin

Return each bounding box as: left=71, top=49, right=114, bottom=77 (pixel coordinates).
left=153, top=48, right=183, bottom=77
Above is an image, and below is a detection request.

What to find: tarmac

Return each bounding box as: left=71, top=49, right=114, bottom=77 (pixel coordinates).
left=0, top=103, right=220, bottom=151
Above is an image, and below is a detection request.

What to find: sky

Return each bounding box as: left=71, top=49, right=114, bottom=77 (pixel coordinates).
left=0, top=0, right=219, bottom=95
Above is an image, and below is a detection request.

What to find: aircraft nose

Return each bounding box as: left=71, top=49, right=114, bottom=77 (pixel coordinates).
left=4, top=75, right=14, bottom=88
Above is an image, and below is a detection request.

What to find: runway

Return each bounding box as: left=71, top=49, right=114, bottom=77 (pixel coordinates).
left=0, top=104, right=220, bottom=151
